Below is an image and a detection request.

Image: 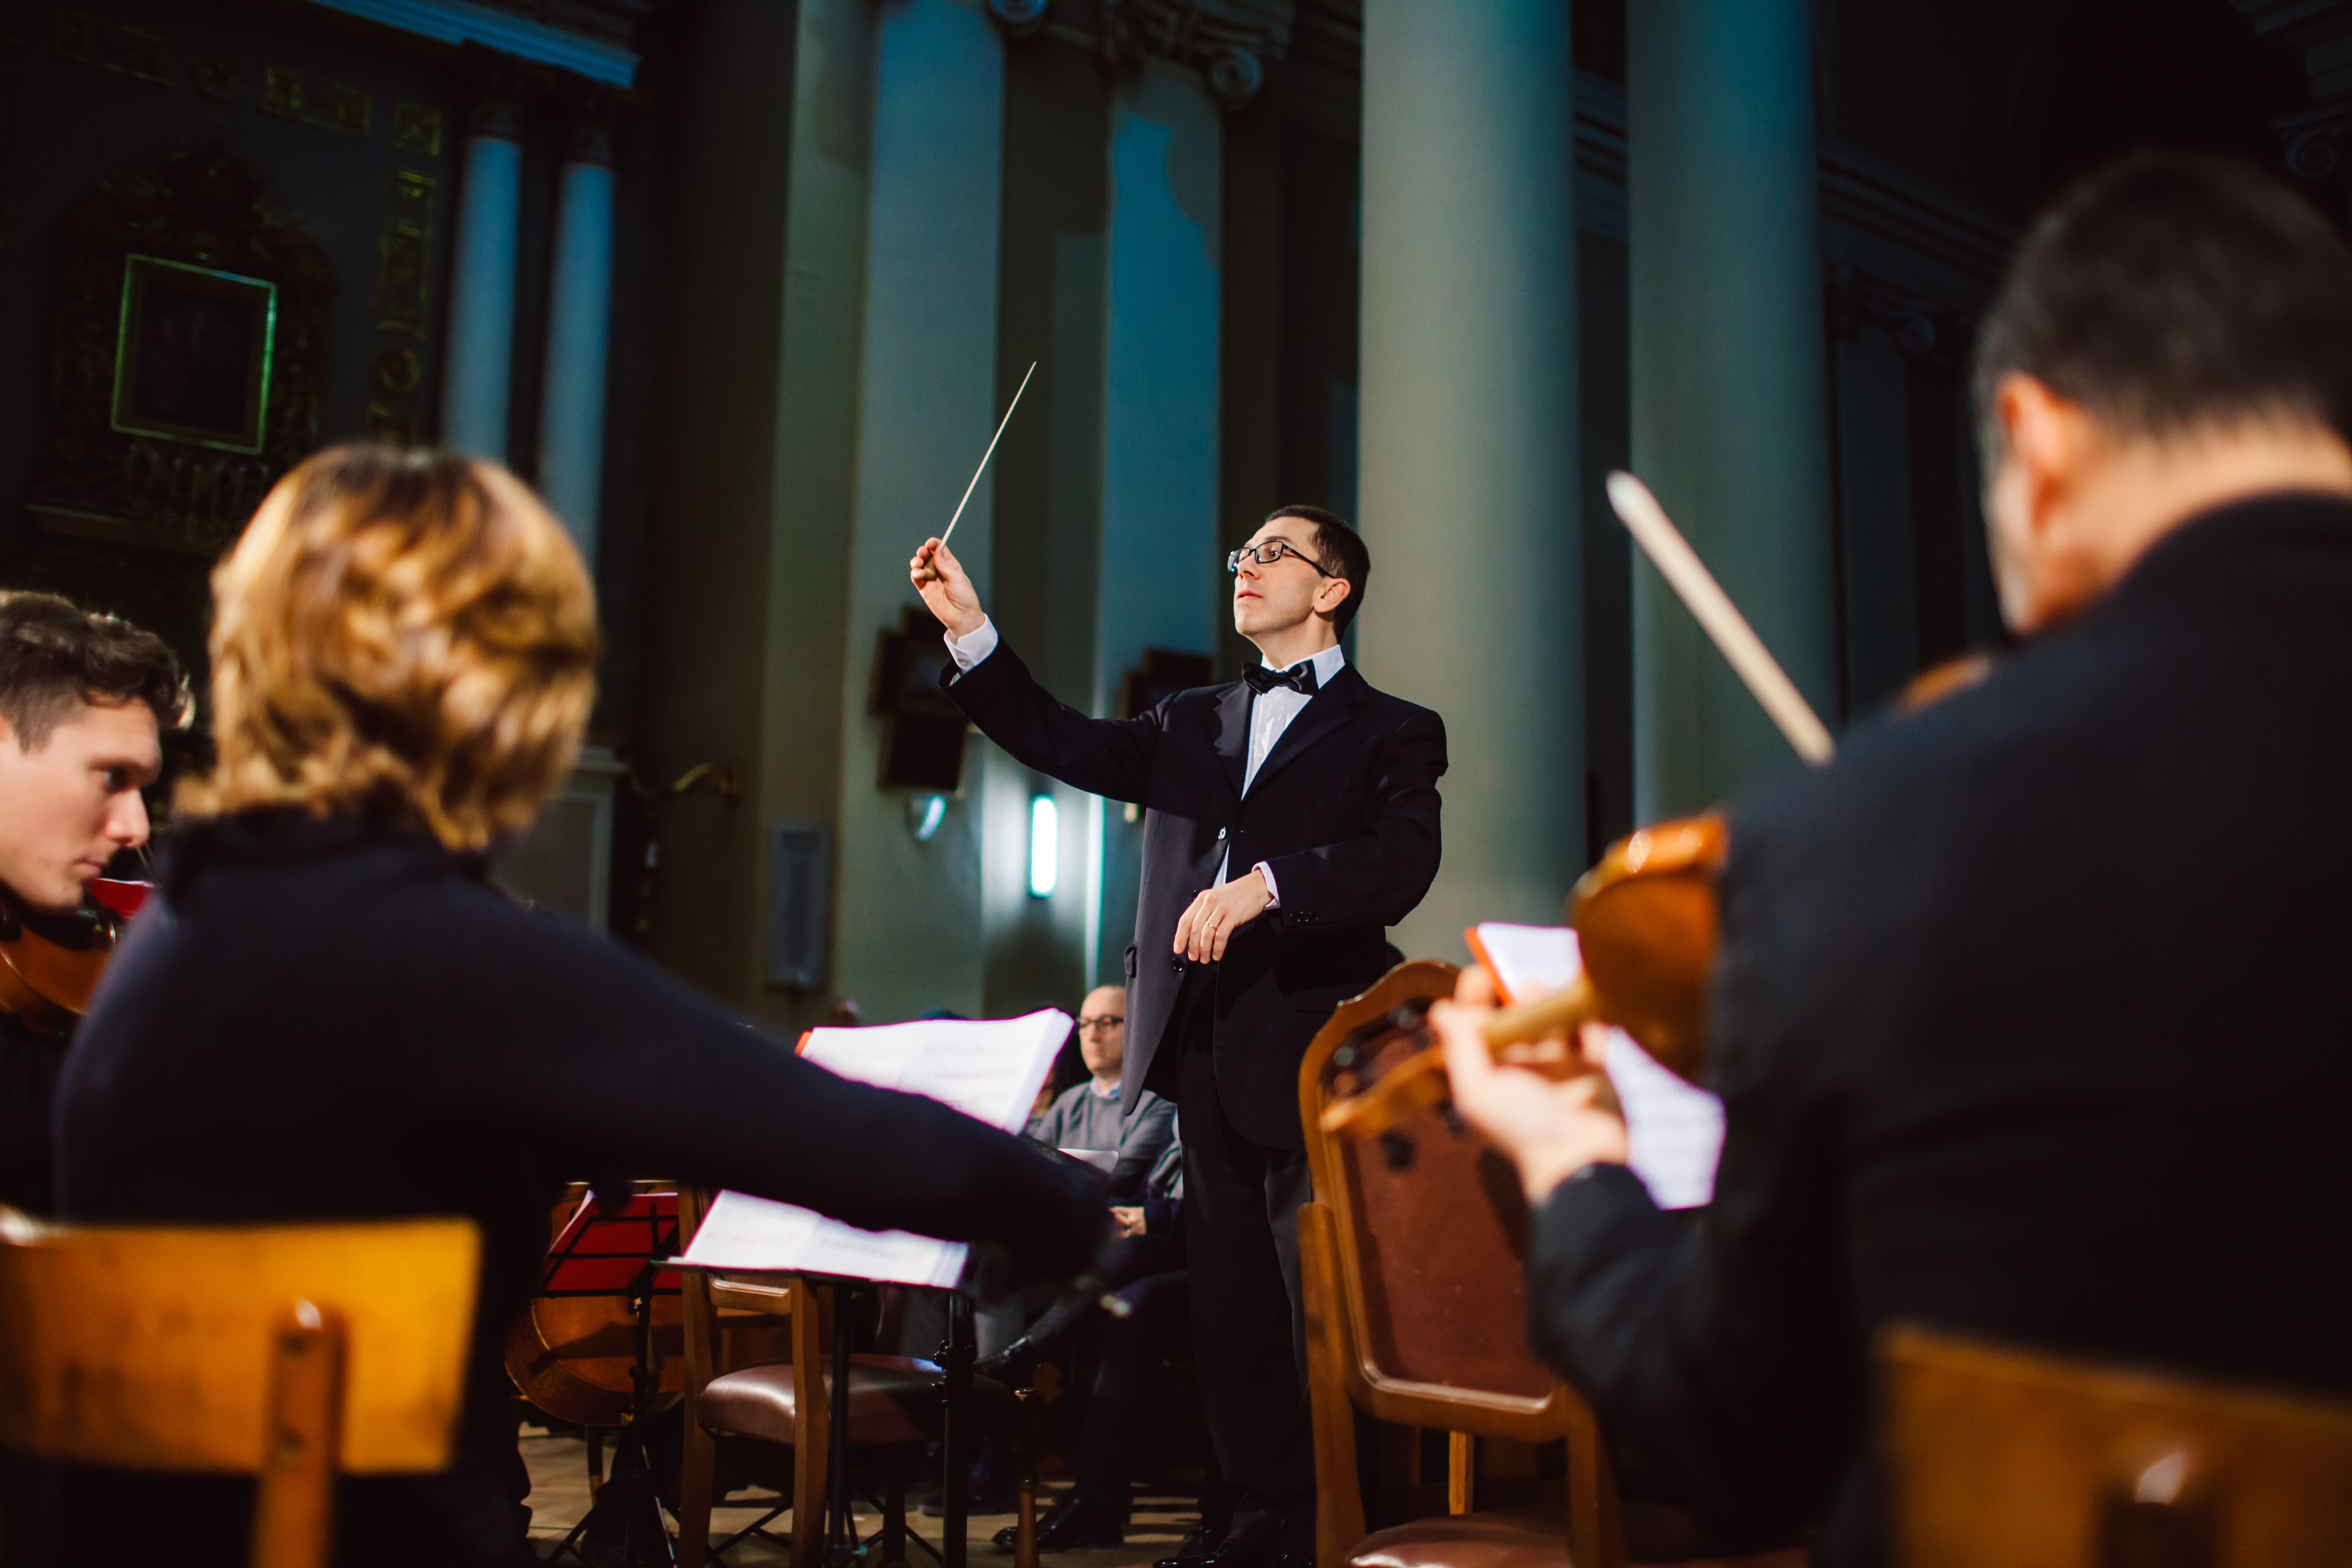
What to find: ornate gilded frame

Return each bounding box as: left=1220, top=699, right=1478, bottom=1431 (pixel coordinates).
left=108, top=255, right=278, bottom=455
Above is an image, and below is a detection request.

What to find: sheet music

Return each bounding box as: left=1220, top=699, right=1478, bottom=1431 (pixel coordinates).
left=1473, top=921, right=1586, bottom=1004
left=1470, top=921, right=1723, bottom=1211
left=675, top=1009, right=1072, bottom=1287
left=1596, top=1027, right=1723, bottom=1210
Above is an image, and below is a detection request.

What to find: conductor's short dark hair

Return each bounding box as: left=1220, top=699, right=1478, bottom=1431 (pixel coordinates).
left=0, top=592, right=186, bottom=750
left=1973, top=151, right=2352, bottom=466
left=1264, top=504, right=1370, bottom=632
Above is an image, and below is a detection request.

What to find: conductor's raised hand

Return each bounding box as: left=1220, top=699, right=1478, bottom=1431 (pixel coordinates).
left=1172, top=869, right=1271, bottom=963
left=1431, top=965, right=1630, bottom=1202
left=910, top=537, right=986, bottom=639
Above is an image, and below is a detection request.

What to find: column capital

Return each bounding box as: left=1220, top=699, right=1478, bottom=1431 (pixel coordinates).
left=549, top=75, right=633, bottom=167
left=1823, top=264, right=1975, bottom=365
left=1096, top=0, right=1292, bottom=110
left=450, top=41, right=534, bottom=139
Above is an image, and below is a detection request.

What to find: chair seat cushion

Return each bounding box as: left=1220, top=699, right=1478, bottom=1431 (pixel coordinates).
left=1347, top=1510, right=1569, bottom=1568
left=697, top=1354, right=1019, bottom=1446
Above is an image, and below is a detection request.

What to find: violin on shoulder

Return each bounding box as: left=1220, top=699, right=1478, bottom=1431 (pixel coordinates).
left=0, top=879, right=148, bottom=1038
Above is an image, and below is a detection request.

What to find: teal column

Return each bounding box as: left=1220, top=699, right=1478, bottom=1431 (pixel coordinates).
left=831, top=0, right=1006, bottom=1021
left=1356, top=0, right=1581, bottom=957
left=1091, top=62, right=1222, bottom=986
left=536, top=138, right=616, bottom=573
left=441, top=124, right=522, bottom=459
left=1629, top=0, right=1837, bottom=819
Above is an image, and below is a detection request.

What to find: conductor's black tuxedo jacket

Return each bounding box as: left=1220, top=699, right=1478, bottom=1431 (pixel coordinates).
left=1527, top=493, right=2352, bottom=1568
left=944, top=638, right=1446, bottom=1149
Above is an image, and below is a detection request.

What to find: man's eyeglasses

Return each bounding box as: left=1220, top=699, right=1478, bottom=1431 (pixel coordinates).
left=1077, top=1014, right=1125, bottom=1033
left=1226, top=541, right=1336, bottom=578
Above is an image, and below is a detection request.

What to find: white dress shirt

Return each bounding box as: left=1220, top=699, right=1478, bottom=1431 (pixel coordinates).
left=942, top=618, right=1347, bottom=907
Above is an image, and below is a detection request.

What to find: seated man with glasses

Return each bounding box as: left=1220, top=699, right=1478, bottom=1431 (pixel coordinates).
left=913, top=504, right=1446, bottom=1568
left=1029, top=983, right=1177, bottom=1197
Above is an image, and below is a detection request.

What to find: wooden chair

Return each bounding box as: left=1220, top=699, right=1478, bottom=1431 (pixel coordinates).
left=1298, top=962, right=1806, bottom=1568
left=1882, top=1323, right=2352, bottom=1568
left=0, top=1210, right=479, bottom=1568
left=673, top=1186, right=1041, bottom=1568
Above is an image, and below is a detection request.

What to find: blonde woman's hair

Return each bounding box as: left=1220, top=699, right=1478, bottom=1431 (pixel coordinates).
left=183, top=444, right=599, bottom=851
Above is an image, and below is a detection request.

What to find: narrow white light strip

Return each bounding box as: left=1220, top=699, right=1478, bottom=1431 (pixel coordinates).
left=1029, top=795, right=1058, bottom=898
left=300, top=0, right=640, bottom=86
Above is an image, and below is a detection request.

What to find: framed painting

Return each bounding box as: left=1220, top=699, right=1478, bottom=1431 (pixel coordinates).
left=109, top=255, right=277, bottom=454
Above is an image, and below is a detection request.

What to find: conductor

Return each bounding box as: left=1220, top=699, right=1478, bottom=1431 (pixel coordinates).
left=913, top=508, right=1446, bottom=1568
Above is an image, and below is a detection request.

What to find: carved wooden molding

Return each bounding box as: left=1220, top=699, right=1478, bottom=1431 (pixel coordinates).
left=25, top=141, right=337, bottom=557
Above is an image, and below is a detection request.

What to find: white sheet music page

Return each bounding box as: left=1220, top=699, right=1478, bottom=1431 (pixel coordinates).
left=1470, top=922, right=1725, bottom=1211
left=675, top=1009, right=1072, bottom=1288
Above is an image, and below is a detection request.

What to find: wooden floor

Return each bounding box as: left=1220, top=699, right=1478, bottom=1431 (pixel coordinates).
left=520, top=1432, right=1199, bottom=1568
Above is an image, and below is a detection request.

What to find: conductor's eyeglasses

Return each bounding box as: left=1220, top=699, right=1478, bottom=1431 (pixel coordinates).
left=1226, top=542, right=1336, bottom=577
left=1077, top=1014, right=1125, bottom=1033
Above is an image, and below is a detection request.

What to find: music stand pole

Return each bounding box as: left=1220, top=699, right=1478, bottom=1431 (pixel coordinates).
left=943, top=1292, right=975, bottom=1568
left=826, top=1281, right=857, bottom=1568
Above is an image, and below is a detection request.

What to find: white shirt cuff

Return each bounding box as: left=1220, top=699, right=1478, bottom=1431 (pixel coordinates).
left=943, top=616, right=999, bottom=672
left=1253, top=861, right=1281, bottom=908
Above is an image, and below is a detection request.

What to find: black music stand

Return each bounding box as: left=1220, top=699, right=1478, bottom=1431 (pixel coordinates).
left=541, top=1190, right=684, bottom=1568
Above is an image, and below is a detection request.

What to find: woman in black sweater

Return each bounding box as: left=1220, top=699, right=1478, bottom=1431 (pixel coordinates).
left=52, top=447, right=1101, bottom=1565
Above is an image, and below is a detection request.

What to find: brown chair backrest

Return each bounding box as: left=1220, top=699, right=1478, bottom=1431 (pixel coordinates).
left=1883, top=1323, right=2352, bottom=1568
left=0, top=1212, right=479, bottom=1568
left=1298, top=960, right=1573, bottom=1435
left=1297, top=963, right=1617, bottom=1568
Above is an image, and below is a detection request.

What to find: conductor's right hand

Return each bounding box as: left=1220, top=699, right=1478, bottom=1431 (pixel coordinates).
left=910, top=537, right=987, bottom=639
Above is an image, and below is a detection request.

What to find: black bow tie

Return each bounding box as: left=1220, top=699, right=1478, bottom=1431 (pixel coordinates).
left=1245, top=661, right=1320, bottom=697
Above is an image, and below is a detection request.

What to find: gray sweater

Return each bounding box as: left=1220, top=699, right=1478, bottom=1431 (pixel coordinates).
left=1027, top=1080, right=1176, bottom=1200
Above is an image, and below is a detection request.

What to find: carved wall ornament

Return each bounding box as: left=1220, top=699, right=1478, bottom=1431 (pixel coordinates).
left=364, top=403, right=419, bottom=446
left=193, top=52, right=243, bottom=104
left=26, top=141, right=337, bottom=557
left=372, top=345, right=423, bottom=394
left=53, top=12, right=172, bottom=88
left=261, top=65, right=373, bottom=139
left=371, top=169, right=437, bottom=337
left=391, top=100, right=445, bottom=157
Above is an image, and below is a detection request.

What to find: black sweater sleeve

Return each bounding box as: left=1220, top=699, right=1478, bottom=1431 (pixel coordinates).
left=420, top=887, right=1104, bottom=1280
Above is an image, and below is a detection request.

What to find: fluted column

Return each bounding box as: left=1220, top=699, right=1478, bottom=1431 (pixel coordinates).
left=830, top=0, right=1006, bottom=1021
left=1629, top=0, right=1837, bottom=818
left=1091, top=60, right=1224, bottom=984
left=1356, top=0, right=1581, bottom=956
left=441, top=86, right=524, bottom=459
left=536, top=101, right=619, bottom=572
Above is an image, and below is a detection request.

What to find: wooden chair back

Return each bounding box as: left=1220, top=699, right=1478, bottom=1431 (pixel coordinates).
left=676, top=1185, right=826, bottom=1568
left=0, top=1212, right=479, bottom=1568
left=1296, top=962, right=1616, bottom=1568
left=1883, top=1323, right=2352, bottom=1568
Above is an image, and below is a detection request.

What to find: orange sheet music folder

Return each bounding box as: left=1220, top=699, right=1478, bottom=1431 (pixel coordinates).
left=1464, top=921, right=1581, bottom=1005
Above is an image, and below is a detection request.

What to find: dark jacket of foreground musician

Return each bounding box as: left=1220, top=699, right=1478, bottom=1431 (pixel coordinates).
left=1442, top=155, right=2352, bottom=1568
left=46, top=448, right=1102, bottom=1568
left=1527, top=496, right=2352, bottom=1561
